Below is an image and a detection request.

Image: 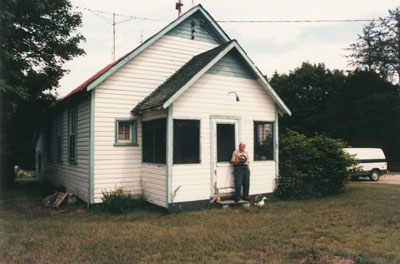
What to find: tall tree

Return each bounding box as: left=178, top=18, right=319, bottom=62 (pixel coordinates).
left=347, top=7, right=400, bottom=83
left=269, top=62, right=346, bottom=137
left=0, top=0, right=85, bottom=188
left=271, top=64, right=400, bottom=164
left=336, top=69, right=400, bottom=162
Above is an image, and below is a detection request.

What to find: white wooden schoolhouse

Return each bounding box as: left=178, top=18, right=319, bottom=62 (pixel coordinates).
left=35, top=5, right=291, bottom=212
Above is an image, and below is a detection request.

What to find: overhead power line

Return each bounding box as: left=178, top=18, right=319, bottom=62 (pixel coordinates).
left=74, top=6, right=159, bottom=21
left=74, top=6, right=159, bottom=61
left=217, top=19, right=374, bottom=23
left=73, top=5, right=375, bottom=61
left=74, top=6, right=373, bottom=24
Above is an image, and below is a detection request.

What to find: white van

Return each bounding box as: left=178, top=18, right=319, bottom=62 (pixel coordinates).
left=343, top=148, right=388, bottom=181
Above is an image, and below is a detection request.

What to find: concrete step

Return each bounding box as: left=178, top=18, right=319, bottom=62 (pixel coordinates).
left=216, top=200, right=250, bottom=209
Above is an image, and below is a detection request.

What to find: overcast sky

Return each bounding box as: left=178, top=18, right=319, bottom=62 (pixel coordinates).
left=59, top=0, right=399, bottom=97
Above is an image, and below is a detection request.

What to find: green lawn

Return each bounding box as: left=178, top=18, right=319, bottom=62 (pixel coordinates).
left=0, top=180, right=399, bottom=264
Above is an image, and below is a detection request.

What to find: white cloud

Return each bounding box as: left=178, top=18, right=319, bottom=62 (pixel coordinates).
left=58, top=0, right=400, bottom=97
left=254, top=41, right=353, bottom=78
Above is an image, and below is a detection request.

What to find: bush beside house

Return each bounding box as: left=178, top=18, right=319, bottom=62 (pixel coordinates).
left=101, top=188, right=146, bottom=213
left=275, top=130, right=356, bottom=200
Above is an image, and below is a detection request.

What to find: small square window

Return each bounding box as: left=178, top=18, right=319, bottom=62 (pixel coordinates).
left=118, top=123, right=131, bottom=142
left=115, top=120, right=137, bottom=146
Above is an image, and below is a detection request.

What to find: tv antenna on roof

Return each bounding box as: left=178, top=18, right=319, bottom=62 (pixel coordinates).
left=75, top=6, right=158, bottom=62
left=176, top=0, right=183, bottom=17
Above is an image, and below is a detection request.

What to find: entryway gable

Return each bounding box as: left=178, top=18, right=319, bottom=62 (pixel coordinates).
left=207, top=49, right=258, bottom=80
left=154, top=41, right=290, bottom=116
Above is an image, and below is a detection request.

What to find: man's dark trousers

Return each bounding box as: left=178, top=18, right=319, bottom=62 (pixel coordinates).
left=234, top=165, right=250, bottom=201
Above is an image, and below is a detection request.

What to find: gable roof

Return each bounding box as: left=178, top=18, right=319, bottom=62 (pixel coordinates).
left=132, top=40, right=291, bottom=116
left=85, top=5, right=231, bottom=93
left=132, top=41, right=234, bottom=113
left=61, top=53, right=130, bottom=100
left=56, top=5, right=230, bottom=104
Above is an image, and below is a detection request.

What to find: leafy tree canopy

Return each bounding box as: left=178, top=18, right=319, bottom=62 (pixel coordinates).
left=336, top=69, right=400, bottom=160
left=0, top=0, right=85, bottom=184
left=269, top=62, right=346, bottom=137
left=271, top=64, right=400, bottom=163
left=0, top=0, right=85, bottom=98
left=347, top=7, right=400, bottom=83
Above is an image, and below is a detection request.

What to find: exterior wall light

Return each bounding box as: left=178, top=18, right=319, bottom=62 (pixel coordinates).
left=228, top=91, right=240, bottom=102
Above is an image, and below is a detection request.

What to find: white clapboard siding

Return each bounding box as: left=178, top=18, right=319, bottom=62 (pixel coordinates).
left=35, top=131, right=46, bottom=181
left=172, top=73, right=276, bottom=203
left=141, top=109, right=167, bottom=121
left=250, top=161, right=277, bottom=193
left=92, top=35, right=217, bottom=206
left=45, top=96, right=91, bottom=203
left=141, top=164, right=166, bottom=207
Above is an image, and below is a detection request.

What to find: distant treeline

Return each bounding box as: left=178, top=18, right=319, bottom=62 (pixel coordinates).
left=268, top=63, right=400, bottom=164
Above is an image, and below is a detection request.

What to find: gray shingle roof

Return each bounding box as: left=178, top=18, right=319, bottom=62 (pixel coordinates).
left=131, top=40, right=235, bottom=114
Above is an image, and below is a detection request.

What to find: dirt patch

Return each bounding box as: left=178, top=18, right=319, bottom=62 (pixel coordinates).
left=377, top=173, right=400, bottom=185
left=355, top=173, right=400, bottom=185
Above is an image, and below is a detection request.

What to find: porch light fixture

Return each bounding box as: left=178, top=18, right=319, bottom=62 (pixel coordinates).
left=228, top=91, right=240, bottom=102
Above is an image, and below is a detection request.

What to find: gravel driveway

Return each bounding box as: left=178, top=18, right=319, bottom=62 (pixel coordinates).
left=355, top=172, right=400, bottom=184
left=354, top=172, right=400, bottom=184
left=377, top=173, right=400, bottom=184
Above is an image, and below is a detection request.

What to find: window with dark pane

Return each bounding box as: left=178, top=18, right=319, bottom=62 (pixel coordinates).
left=142, top=119, right=166, bottom=164
left=217, top=124, right=235, bottom=162
left=68, top=107, right=77, bottom=163
left=154, top=119, right=166, bottom=163
left=46, top=127, right=52, bottom=162
left=56, top=114, right=63, bottom=161
left=173, top=120, right=200, bottom=164
left=254, top=122, right=273, bottom=161
left=142, top=121, right=154, bottom=162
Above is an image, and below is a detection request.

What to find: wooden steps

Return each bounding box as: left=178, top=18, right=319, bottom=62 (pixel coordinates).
left=216, top=200, right=250, bottom=209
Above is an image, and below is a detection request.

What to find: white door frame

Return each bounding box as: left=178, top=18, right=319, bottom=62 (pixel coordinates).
left=210, top=115, right=241, bottom=196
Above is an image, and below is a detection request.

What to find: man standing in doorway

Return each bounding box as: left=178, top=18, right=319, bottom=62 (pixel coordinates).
left=231, top=142, right=250, bottom=202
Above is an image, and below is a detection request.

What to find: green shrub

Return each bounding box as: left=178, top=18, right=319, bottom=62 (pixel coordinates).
left=15, top=169, right=35, bottom=178
left=101, top=188, right=146, bottom=213
left=275, top=129, right=357, bottom=199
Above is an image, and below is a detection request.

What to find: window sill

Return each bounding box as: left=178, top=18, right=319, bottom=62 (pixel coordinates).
left=142, top=162, right=166, bottom=166
left=69, top=160, right=78, bottom=165
left=173, top=162, right=202, bottom=166
left=113, top=142, right=139, bottom=147
left=254, top=160, right=275, bottom=162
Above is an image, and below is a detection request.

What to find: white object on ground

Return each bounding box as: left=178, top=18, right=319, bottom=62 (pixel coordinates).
left=255, top=197, right=267, bottom=206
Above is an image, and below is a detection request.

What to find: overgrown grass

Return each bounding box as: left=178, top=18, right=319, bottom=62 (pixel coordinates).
left=1, top=179, right=399, bottom=263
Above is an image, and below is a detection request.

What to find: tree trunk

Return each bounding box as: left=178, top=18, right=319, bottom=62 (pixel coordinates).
left=0, top=152, right=15, bottom=190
